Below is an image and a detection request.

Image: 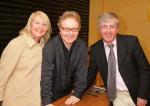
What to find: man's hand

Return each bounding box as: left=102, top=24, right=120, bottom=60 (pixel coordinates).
left=45, top=104, right=54, bottom=106
left=65, top=95, right=80, bottom=105
left=137, top=97, right=147, bottom=106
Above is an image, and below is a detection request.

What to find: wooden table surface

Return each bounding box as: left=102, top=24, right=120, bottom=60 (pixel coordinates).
left=53, top=91, right=109, bottom=106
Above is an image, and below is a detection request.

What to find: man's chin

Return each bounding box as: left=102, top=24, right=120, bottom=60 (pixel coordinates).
left=66, top=39, right=76, bottom=44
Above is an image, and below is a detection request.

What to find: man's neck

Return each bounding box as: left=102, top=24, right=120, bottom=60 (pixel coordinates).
left=64, top=43, right=72, bottom=50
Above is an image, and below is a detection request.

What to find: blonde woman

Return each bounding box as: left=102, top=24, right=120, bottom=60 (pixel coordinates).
left=0, top=11, right=52, bottom=106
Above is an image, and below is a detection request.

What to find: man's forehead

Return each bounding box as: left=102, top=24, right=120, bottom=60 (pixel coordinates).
left=101, top=21, right=116, bottom=26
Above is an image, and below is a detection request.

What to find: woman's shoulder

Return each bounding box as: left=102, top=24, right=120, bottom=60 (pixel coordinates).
left=1, top=35, right=25, bottom=58
left=6, top=35, right=26, bottom=50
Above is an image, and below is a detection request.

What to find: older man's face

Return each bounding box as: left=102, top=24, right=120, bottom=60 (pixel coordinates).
left=99, top=21, right=118, bottom=44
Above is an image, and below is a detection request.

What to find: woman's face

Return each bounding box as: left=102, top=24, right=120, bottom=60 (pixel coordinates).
left=31, top=16, right=48, bottom=43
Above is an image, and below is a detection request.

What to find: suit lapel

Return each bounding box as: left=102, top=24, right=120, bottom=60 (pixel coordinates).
left=117, top=35, right=128, bottom=69
left=56, top=35, right=65, bottom=63
left=96, top=41, right=108, bottom=82
left=99, top=42, right=108, bottom=67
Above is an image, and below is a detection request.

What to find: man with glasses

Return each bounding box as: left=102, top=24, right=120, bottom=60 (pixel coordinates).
left=41, top=11, right=88, bottom=106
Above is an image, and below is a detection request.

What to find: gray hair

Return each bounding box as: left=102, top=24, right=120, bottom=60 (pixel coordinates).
left=97, top=12, right=119, bottom=28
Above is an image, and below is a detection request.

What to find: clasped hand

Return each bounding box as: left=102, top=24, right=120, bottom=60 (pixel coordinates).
left=46, top=95, right=80, bottom=106
left=65, top=95, right=80, bottom=105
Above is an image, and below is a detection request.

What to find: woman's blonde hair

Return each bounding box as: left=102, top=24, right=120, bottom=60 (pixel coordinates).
left=57, top=11, right=81, bottom=30
left=19, top=11, right=52, bottom=42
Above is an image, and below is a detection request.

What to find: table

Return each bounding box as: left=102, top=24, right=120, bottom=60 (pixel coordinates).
left=53, top=92, right=109, bottom=106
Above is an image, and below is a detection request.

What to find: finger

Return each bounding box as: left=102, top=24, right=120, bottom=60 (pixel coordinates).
left=72, top=101, right=76, bottom=105
left=65, top=98, right=72, bottom=105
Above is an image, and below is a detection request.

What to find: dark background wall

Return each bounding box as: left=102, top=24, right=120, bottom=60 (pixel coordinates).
left=0, top=0, right=89, bottom=56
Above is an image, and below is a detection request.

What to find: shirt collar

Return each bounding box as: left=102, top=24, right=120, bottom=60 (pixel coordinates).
left=22, top=34, right=45, bottom=48
left=103, top=38, right=117, bottom=48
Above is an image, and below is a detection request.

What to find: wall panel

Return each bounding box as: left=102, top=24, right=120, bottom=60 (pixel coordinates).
left=0, top=0, right=89, bottom=55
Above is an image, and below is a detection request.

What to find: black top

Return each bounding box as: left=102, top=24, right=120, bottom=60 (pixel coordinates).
left=61, top=38, right=74, bottom=73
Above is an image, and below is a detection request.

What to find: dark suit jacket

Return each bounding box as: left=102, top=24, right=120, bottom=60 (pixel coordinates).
left=41, top=34, right=88, bottom=105
left=88, top=34, right=150, bottom=104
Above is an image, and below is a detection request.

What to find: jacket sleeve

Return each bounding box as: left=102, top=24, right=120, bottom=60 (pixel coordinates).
left=86, top=46, right=99, bottom=89
left=73, top=42, right=88, bottom=98
left=40, top=43, right=55, bottom=105
left=0, top=40, right=22, bottom=101
left=133, top=36, right=150, bottom=99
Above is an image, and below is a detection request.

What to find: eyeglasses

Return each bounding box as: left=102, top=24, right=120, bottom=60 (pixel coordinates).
left=60, top=26, right=79, bottom=33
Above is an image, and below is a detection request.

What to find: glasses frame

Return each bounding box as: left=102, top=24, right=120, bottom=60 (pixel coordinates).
left=60, top=26, right=79, bottom=33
